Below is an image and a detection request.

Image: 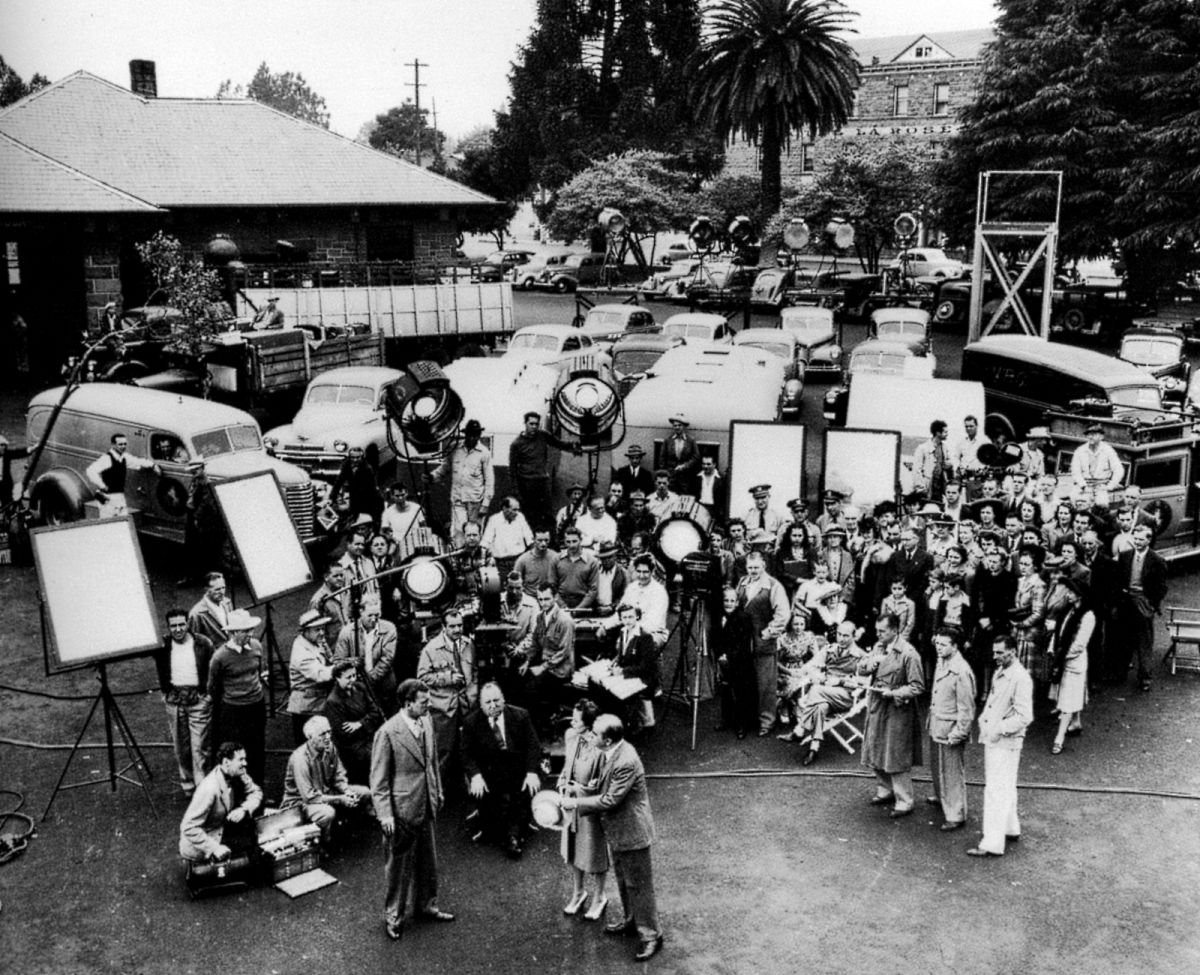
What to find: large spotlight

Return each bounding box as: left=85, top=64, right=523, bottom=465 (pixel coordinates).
left=728, top=215, right=756, bottom=247
left=783, top=218, right=810, bottom=251
left=598, top=207, right=626, bottom=236
left=383, top=360, right=464, bottom=455
left=553, top=370, right=620, bottom=445
left=688, top=216, right=716, bottom=251
left=893, top=211, right=918, bottom=241
left=825, top=218, right=856, bottom=250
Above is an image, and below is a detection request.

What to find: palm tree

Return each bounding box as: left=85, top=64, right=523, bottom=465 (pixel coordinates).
left=690, top=0, right=859, bottom=216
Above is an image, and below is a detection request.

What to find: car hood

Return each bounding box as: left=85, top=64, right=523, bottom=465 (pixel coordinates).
left=280, top=405, right=379, bottom=440
left=204, top=450, right=310, bottom=486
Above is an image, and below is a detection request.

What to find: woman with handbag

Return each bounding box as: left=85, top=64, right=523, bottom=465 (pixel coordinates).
left=558, top=698, right=610, bottom=920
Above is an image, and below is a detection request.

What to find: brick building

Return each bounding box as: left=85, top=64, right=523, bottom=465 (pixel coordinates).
left=0, top=64, right=497, bottom=379
left=722, top=29, right=995, bottom=188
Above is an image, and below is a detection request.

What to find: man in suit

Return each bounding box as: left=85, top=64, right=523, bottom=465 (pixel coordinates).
left=416, top=610, right=477, bottom=777
left=878, top=526, right=935, bottom=633
left=736, top=551, right=791, bottom=735
left=370, top=679, right=456, bottom=941
left=561, top=714, right=663, bottom=962
left=661, top=414, right=701, bottom=492
left=178, top=739, right=263, bottom=862
left=188, top=572, right=232, bottom=648
left=611, top=444, right=655, bottom=499
left=334, top=596, right=399, bottom=716
left=460, top=682, right=542, bottom=859
left=1114, top=525, right=1168, bottom=691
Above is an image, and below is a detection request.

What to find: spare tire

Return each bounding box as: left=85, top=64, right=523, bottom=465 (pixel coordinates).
left=31, top=469, right=92, bottom=526
left=1144, top=498, right=1173, bottom=534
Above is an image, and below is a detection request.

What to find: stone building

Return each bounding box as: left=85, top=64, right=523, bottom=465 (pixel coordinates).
left=0, top=63, right=496, bottom=379
left=722, top=29, right=995, bottom=188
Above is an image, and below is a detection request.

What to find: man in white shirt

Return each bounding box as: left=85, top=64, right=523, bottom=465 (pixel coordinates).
left=380, top=482, right=426, bottom=545
left=645, top=471, right=679, bottom=523
left=1069, top=422, right=1124, bottom=505
left=743, top=484, right=787, bottom=547
left=597, top=557, right=669, bottom=646
left=482, top=496, right=535, bottom=575
left=575, top=495, right=618, bottom=551
left=85, top=431, right=160, bottom=513
left=692, top=455, right=725, bottom=518
left=954, top=415, right=987, bottom=476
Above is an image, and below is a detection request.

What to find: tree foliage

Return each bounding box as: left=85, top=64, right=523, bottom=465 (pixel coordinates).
left=688, top=0, right=859, bottom=216
left=762, top=142, right=940, bottom=272
left=447, top=127, right=520, bottom=248
left=365, top=100, right=447, bottom=166
left=938, top=0, right=1200, bottom=299
left=692, top=174, right=787, bottom=234
left=217, top=62, right=329, bottom=128
left=544, top=150, right=693, bottom=244
left=492, top=0, right=723, bottom=199
left=0, top=55, right=49, bottom=107
left=133, top=233, right=225, bottom=356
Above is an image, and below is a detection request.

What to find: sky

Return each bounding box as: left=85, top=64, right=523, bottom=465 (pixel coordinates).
left=0, top=0, right=1000, bottom=141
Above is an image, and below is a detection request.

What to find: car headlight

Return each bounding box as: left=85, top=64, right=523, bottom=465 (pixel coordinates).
left=1160, top=376, right=1182, bottom=391
left=784, top=378, right=803, bottom=398
left=263, top=436, right=278, bottom=454
left=334, top=440, right=348, bottom=452
left=829, top=346, right=842, bottom=360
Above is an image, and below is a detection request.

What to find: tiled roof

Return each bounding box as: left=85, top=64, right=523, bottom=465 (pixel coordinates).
left=852, top=29, right=996, bottom=66
left=0, top=72, right=497, bottom=210
left=0, top=131, right=162, bottom=213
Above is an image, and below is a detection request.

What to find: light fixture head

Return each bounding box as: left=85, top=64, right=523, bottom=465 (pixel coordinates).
left=598, top=207, right=626, bottom=236
left=553, top=370, right=620, bottom=444
left=825, top=218, right=855, bottom=250
left=382, top=361, right=464, bottom=455
left=728, top=215, right=755, bottom=247
left=783, top=218, right=810, bottom=251
left=893, top=211, right=918, bottom=240
left=688, top=216, right=715, bottom=250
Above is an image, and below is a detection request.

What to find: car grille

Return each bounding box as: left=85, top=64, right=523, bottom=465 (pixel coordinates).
left=283, top=482, right=316, bottom=540
left=276, top=445, right=343, bottom=479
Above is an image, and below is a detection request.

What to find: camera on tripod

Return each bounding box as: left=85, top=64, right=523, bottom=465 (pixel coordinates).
left=679, top=551, right=722, bottom=600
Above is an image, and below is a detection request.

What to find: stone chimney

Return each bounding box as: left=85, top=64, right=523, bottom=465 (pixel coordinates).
left=129, top=60, right=157, bottom=98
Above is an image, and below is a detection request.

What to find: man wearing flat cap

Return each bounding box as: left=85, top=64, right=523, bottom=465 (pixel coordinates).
left=432, top=418, right=494, bottom=546
left=1070, top=422, right=1124, bottom=507
left=661, top=414, right=700, bottom=492
left=612, top=444, right=655, bottom=499
left=207, top=608, right=267, bottom=784
left=252, top=295, right=285, bottom=329
left=288, top=608, right=336, bottom=744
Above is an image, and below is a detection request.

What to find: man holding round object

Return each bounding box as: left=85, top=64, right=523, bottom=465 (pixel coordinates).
left=287, top=608, right=335, bottom=744
left=561, top=714, right=663, bottom=962
left=371, top=679, right=455, bottom=940
left=207, top=609, right=267, bottom=786
left=281, top=715, right=371, bottom=843
left=744, top=484, right=786, bottom=548
left=661, top=413, right=700, bottom=492
left=927, top=627, right=976, bottom=831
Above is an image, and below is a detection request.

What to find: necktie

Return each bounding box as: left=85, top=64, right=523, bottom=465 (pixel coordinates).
left=758, top=509, right=766, bottom=530
left=491, top=716, right=506, bottom=748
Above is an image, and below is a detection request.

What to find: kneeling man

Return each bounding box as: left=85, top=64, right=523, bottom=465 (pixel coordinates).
left=282, top=715, right=371, bottom=842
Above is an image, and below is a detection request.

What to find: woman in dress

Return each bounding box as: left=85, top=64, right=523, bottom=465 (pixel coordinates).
left=1041, top=501, right=1073, bottom=553
left=557, top=698, right=609, bottom=920
left=1010, top=545, right=1049, bottom=683
left=775, top=608, right=825, bottom=728
left=1048, top=576, right=1093, bottom=754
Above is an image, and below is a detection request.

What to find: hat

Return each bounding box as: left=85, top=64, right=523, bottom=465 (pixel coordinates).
left=352, top=512, right=375, bottom=528
left=1044, top=554, right=1064, bottom=570
left=787, top=497, right=807, bottom=511
left=823, top=525, right=848, bottom=539
left=669, top=413, right=690, bottom=426
left=874, top=500, right=898, bottom=518
left=1026, top=426, right=1051, bottom=441
left=629, top=489, right=647, bottom=500
left=464, top=419, right=484, bottom=435
left=568, top=482, right=586, bottom=495
left=919, top=502, right=943, bottom=516
left=531, top=789, right=564, bottom=829
left=597, top=541, right=620, bottom=559
left=749, top=484, right=771, bottom=497
left=1084, top=421, right=1104, bottom=434
left=298, top=608, right=331, bottom=629
left=823, top=489, right=844, bottom=503
left=625, top=444, right=646, bottom=456
left=225, top=609, right=261, bottom=632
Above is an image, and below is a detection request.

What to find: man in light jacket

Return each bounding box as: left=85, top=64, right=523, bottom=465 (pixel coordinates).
left=927, top=627, right=977, bottom=832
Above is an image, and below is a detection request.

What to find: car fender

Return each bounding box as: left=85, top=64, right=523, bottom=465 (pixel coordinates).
left=30, top=468, right=94, bottom=525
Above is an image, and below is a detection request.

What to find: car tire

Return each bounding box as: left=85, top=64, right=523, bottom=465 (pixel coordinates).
left=934, top=300, right=956, bottom=322
left=1064, top=308, right=1087, bottom=332
left=554, top=278, right=573, bottom=294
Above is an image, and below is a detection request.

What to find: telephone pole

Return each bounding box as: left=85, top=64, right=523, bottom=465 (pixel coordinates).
left=405, top=59, right=428, bottom=167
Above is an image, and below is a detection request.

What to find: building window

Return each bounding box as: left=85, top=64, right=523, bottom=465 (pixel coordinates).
left=800, top=144, right=814, bottom=174
left=914, top=45, right=933, bottom=58
left=933, top=83, right=950, bottom=116
left=893, top=84, right=910, bottom=117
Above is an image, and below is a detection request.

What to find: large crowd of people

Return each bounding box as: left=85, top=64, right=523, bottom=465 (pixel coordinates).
left=169, top=409, right=1169, bottom=952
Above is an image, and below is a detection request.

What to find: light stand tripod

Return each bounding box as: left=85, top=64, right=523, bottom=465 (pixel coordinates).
left=663, top=594, right=712, bottom=750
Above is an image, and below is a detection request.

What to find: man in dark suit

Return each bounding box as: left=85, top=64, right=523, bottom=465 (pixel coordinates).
left=878, top=526, right=934, bottom=633
left=370, top=679, right=456, bottom=941
left=714, top=587, right=756, bottom=739
left=460, top=682, right=542, bottom=859
left=562, top=713, right=663, bottom=962
left=1113, top=526, right=1168, bottom=691
left=611, top=444, right=655, bottom=499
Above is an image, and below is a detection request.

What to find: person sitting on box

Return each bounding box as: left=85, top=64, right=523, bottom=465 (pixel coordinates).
left=179, top=739, right=263, bottom=863
left=281, top=715, right=372, bottom=844
left=323, top=660, right=386, bottom=785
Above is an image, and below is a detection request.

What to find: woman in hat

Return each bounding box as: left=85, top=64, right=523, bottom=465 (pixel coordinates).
left=1047, top=575, right=1093, bottom=754
left=1010, top=545, right=1049, bottom=686
left=557, top=698, right=610, bottom=919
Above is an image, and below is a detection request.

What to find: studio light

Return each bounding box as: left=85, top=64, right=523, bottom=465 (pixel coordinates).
left=893, top=211, right=918, bottom=240
left=552, top=370, right=620, bottom=445
left=783, top=218, right=810, bottom=251
left=728, top=215, right=755, bottom=247
left=383, top=360, right=464, bottom=455
left=598, top=207, right=626, bottom=236
left=688, top=216, right=716, bottom=251
left=825, top=218, right=856, bottom=250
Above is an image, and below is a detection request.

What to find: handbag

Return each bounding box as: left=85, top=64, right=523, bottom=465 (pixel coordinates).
left=185, top=854, right=255, bottom=897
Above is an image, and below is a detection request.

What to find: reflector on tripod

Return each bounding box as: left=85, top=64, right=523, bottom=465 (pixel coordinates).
left=825, top=218, right=855, bottom=250
left=383, top=361, right=464, bottom=455
left=598, top=207, right=626, bottom=236
left=689, top=216, right=715, bottom=250
left=783, top=218, right=810, bottom=251
left=893, top=211, right=918, bottom=240
left=728, top=215, right=755, bottom=247
left=553, top=370, right=620, bottom=442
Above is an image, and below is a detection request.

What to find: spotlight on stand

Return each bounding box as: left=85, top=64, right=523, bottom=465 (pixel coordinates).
left=598, top=207, right=627, bottom=237
left=383, top=360, right=464, bottom=457
left=825, top=217, right=856, bottom=251
left=688, top=216, right=716, bottom=253
left=783, top=218, right=810, bottom=252
left=553, top=370, right=620, bottom=448
left=893, top=211, right=918, bottom=243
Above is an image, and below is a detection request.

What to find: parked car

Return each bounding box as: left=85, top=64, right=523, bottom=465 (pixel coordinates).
left=868, top=307, right=936, bottom=365
left=502, top=323, right=610, bottom=376
left=535, top=252, right=648, bottom=292
left=1116, top=327, right=1191, bottom=407
left=263, top=366, right=405, bottom=481
left=473, top=249, right=538, bottom=283
left=779, top=305, right=841, bottom=380
left=731, top=327, right=806, bottom=420
left=26, top=384, right=319, bottom=541
left=749, top=266, right=793, bottom=308
left=658, top=241, right=694, bottom=263
left=577, top=304, right=659, bottom=349
left=512, top=250, right=580, bottom=290
left=685, top=260, right=758, bottom=308
left=888, top=248, right=966, bottom=280
left=1051, top=283, right=1153, bottom=346
left=660, top=312, right=734, bottom=346
left=638, top=260, right=700, bottom=300
left=611, top=333, right=687, bottom=397
left=823, top=339, right=936, bottom=426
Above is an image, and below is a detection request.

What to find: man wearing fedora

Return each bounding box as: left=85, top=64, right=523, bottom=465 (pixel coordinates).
left=432, top=418, right=494, bottom=546
left=1020, top=426, right=1051, bottom=480
left=207, top=608, right=267, bottom=785
left=661, top=414, right=700, bottom=493
left=561, top=713, right=663, bottom=962
left=288, top=608, right=336, bottom=744
left=335, top=596, right=400, bottom=715
left=371, top=678, right=456, bottom=940
left=612, top=444, right=655, bottom=499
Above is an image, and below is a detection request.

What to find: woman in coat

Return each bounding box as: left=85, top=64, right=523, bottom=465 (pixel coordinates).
left=557, top=698, right=609, bottom=920
left=1011, top=545, right=1049, bottom=682
left=1048, top=577, right=1094, bottom=754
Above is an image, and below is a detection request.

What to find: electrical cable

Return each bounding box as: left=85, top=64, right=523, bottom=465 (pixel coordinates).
left=0, top=789, right=36, bottom=866
left=0, top=682, right=154, bottom=701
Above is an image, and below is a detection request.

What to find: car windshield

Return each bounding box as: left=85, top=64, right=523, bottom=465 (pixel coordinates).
left=586, top=312, right=626, bottom=328
left=783, top=318, right=832, bottom=339
left=740, top=340, right=790, bottom=359
left=192, top=424, right=262, bottom=458
left=613, top=350, right=665, bottom=375
left=1120, top=338, right=1181, bottom=366
left=876, top=321, right=926, bottom=340
left=306, top=383, right=376, bottom=406
left=667, top=323, right=719, bottom=340
left=1109, top=385, right=1164, bottom=410
left=509, top=333, right=560, bottom=352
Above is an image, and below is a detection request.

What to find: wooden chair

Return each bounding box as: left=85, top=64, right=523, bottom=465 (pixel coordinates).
left=825, top=679, right=871, bottom=755
left=1164, top=606, right=1200, bottom=675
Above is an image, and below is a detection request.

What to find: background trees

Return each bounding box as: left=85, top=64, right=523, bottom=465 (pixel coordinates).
left=363, top=100, right=446, bottom=167
left=217, top=62, right=330, bottom=128
left=688, top=0, right=858, bottom=217
left=0, top=55, right=49, bottom=107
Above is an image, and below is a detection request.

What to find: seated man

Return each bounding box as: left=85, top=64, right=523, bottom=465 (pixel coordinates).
left=512, top=584, right=576, bottom=734
left=323, top=660, right=387, bottom=785
left=179, top=739, right=263, bottom=863
left=281, top=716, right=372, bottom=843
left=460, top=682, right=542, bottom=859
left=780, top=621, right=867, bottom=766
left=596, top=556, right=669, bottom=647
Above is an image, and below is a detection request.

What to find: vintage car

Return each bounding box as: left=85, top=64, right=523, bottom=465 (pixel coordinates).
left=660, top=312, right=734, bottom=346
left=684, top=260, right=758, bottom=308
left=779, top=305, right=841, bottom=379
left=501, top=323, right=611, bottom=377
left=472, top=249, right=538, bottom=283
left=748, top=266, right=793, bottom=308
left=868, top=307, right=936, bottom=366
left=535, top=252, right=650, bottom=292
left=1117, top=327, right=1191, bottom=407
left=25, top=384, right=319, bottom=542
left=577, top=304, right=659, bottom=349
left=611, top=333, right=687, bottom=397
left=731, top=327, right=806, bottom=420
left=638, top=260, right=700, bottom=300
left=263, top=366, right=404, bottom=481
left=1050, top=283, right=1153, bottom=345
left=512, top=250, right=581, bottom=290
left=823, top=339, right=936, bottom=426
left=888, top=247, right=966, bottom=280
